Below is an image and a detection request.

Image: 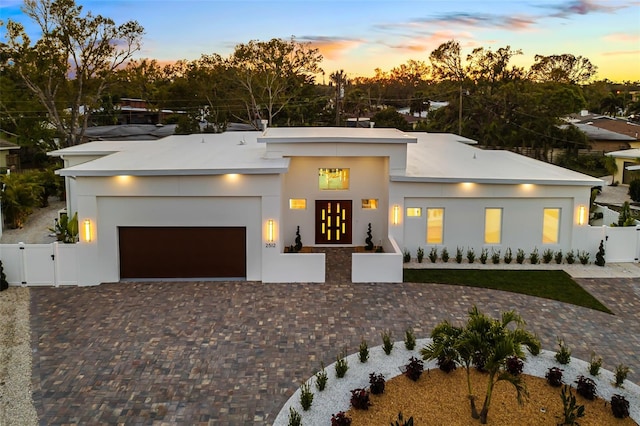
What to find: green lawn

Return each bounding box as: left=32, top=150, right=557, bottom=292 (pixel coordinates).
left=403, top=269, right=612, bottom=314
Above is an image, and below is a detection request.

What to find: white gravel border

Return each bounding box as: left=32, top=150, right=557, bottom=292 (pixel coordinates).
left=273, top=339, right=639, bottom=425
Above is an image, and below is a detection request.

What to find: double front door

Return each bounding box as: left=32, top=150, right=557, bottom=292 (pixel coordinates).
left=315, top=200, right=352, bottom=244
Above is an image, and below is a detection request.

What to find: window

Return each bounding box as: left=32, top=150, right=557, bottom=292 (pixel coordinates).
left=362, top=199, right=378, bottom=209
left=406, top=207, right=422, bottom=217
left=318, top=168, right=349, bottom=190
left=484, top=208, right=502, bottom=244
left=426, top=208, right=444, bottom=244
left=543, top=208, right=560, bottom=244
left=289, top=199, right=306, bottom=210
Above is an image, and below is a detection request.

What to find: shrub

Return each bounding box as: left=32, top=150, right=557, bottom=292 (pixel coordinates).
left=428, top=247, right=438, bottom=263
left=369, top=372, right=385, bottom=395
left=555, top=250, right=563, bottom=264
left=350, top=388, right=371, bottom=410
left=441, top=247, right=449, bottom=263
left=403, top=249, right=410, bottom=263
left=437, top=353, right=457, bottom=373
left=546, top=367, right=564, bottom=387
left=456, top=247, right=462, bottom=263
left=505, top=355, right=523, bottom=376
left=558, top=385, right=585, bottom=426
left=565, top=250, right=576, bottom=264
left=503, top=247, right=512, bottom=264
left=614, top=364, right=631, bottom=387
left=595, top=240, right=605, bottom=267
left=578, top=251, right=590, bottom=265
left=555, top=338, right=572, bottom=365
left=392, top=412, right=414, bottom=426
left=588, top=352, right=602, bottom=377
left=516, top=248, right=525, bottom=264
left=611, top=394, right=630, bottom=419
left=404, top=328, right=416, bottom=350
left=335, top=349, right=349, bottom=378
left=491, top=249, right=500, bottom=264
left=455, top=247, right=463, bottom=264
left=300, top=382, right=314, bottom=411
left=403, top=357, right=424, bottom=381
left=0, top=260, right=8, bottom=292
left=358, top=339, right=369, bottom=363
left=542, top=248, right=553, bottom=264
left=473, top=351, right=487, bottom=372
left=479, top=248, right=488, bottom=264
left=331, top=411, right=352, bottom=426
left=630, top=179, right=640, bottom=202
left=288, top=407, right=301, bottom=426
left=529, top=247, right=540, bottom=264
left=315, top=362, right=328, bottom=391
left=466, top=248, right=476, bottom=263
left=575, top=375, right=597, bottom=400
left=416, top=247, right=424, bottom=263
left=381, top=330, right=394, bottom=355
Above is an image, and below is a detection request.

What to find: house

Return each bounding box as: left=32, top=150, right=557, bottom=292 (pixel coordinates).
left=48, top=127, right=602, bottom=286
left=605, top=148, right=640, bottom=184
left=567, top=112, right=639, bottom=152
left=0, top=138, right=20, bottom=172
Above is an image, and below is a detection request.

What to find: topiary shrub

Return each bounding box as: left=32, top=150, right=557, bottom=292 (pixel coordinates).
left=595, top=240, right=605, bottom=267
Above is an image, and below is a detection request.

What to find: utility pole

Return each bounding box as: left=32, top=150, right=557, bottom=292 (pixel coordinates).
left=458, top=85, right=463, bottom=136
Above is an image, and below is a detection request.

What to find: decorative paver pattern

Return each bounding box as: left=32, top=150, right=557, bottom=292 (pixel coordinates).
left=30, top=264, right=640, bottom=424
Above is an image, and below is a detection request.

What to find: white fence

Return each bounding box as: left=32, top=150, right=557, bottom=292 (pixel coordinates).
left=1, top=226, right=638, bottom=287
left=0, top=242, right=78, bottom=286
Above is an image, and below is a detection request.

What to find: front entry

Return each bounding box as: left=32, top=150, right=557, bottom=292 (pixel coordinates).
left=315, top=200, right=352, bottom=244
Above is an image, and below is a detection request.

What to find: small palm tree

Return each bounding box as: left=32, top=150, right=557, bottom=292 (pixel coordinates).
left=468, top=307, right=541, bottom=424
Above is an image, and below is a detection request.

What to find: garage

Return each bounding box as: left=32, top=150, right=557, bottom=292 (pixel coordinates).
left=119, top=227, right=246, bottom=280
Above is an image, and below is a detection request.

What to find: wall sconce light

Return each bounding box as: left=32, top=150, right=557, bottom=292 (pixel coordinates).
left=578, top=205, right=587, bottom=226
left=267, top=219, right=275, bottom=242
left=392, top=205, right=400, bottom=225
left=83, top=219, right=92, bottom=242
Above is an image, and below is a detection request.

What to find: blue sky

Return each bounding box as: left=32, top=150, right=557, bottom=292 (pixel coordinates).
left=1, top=0, right=639, bottom=82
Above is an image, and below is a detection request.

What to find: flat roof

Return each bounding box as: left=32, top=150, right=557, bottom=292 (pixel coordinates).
left=55, top=132, right=289, bottom=177
left=258, top=127, right=418, bottom=144
left=393, top=133, right=603, bottom=186
left=606, top=148, right=640, bottom=159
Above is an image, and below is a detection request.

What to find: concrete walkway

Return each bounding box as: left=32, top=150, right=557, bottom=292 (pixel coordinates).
left=30, top=274, right=640, bottom=425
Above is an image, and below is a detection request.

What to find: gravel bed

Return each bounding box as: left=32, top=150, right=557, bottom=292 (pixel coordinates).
left=273, top=339, right=640, bottom=425
left=0, top=287, right=38, bottom=426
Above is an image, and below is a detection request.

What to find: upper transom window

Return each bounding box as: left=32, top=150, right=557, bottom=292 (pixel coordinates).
left=319, top=168, right=349, bottom=190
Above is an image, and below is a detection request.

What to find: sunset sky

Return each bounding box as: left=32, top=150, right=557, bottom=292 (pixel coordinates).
left=2, top=0, right=639, bottom=82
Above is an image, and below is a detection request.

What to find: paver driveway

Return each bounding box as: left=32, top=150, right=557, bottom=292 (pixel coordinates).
left=30, top=278, right=640, bottom=425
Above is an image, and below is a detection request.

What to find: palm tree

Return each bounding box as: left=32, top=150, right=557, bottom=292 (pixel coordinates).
left=466, top=307, right=540, bottom=424
left=422, top=306, right=541, bottom=424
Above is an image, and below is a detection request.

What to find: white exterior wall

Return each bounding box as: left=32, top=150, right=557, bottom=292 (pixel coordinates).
left=390, top=181, right=594, bottom=256
left=73, top=173, right=281, bottom=285
left=281, top=156, right=389, bottom=247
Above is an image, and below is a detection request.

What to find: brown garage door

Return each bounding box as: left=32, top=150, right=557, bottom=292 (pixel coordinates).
left=119, top=227, right=246, bottom=279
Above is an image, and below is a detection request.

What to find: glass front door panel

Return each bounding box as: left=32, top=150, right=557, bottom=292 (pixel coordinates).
left=315, top=200, right=352, bottom=244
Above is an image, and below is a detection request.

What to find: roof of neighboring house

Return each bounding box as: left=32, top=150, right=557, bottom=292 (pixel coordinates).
left=83, top=124, right=177, bottom=141
left=573, top=123, right=636, bottom=141
left=49, top=128, right=601, bottom=186
left=0, top=138, right=20, bottom=151
left=606, top=148, right=640, bottom=159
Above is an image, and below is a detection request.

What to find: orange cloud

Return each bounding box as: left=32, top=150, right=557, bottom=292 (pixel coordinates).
left=604, top=33, right=640, bottom=43
left=601, top=49, right=640, bottom=56
left=300, top=37, right=364, bottom=61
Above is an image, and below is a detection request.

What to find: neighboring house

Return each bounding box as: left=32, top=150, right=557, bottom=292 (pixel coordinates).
left=0, top=138, right=20, bottom=171
left=605, top=148, right=640, bottom=184
left=567, top=112, right=639, bottom=151
left=48, top=127, right=601, bottom=286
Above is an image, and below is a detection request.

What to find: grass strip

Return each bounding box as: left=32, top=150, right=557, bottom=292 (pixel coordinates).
left=403, top=269, right=612, bottom=314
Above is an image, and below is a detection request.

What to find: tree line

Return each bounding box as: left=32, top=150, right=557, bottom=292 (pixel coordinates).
left=1, top=0, right=639, bottom=160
